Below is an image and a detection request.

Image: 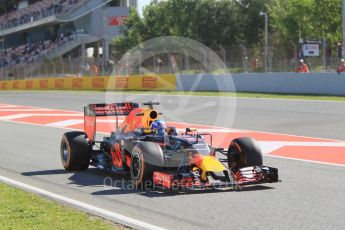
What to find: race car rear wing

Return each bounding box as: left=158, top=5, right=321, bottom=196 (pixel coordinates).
left=84, top=103, right=139, bottom=116
left=84, top=103, right=139, bottom=141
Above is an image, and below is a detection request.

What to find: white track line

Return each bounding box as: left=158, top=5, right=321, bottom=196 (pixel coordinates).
left=0, top=105, right=23, bottom=108
left=26, top=113, right=82, bottom=116
left=0, top=175, right=166, bottom=230
left=47, top=120, right=86, bottom=127
left=265, top=155, right=345, bottom=168
left=0, top=109, right=52, bottom=112
left=258, top=141, right=345, bottom=153
left=171, top=121, right=344, bottom=143
left=0, top=114, right=35, bottom=120
left=47, top=119, right=123, bottom=127
left=0, top=113, right=83, bottom=120
left=176, top=128, right=244, bottom=133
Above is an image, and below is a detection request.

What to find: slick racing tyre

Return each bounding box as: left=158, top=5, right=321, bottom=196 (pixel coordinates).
left=227, top=137, right=263, bottom=172
left=60, top=131, right=90, bottom=171
left=130, top=142, right=164, bottom=189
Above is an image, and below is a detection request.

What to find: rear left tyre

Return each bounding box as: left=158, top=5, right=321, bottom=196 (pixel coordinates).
left=60, top=131, right=90, bottom=171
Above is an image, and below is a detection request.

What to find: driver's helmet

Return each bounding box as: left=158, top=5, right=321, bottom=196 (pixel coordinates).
left=150, top=119, right=166, bottom=136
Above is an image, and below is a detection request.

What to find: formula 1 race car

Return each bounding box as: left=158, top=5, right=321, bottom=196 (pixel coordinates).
left=60, top=102, right=278, bottom=190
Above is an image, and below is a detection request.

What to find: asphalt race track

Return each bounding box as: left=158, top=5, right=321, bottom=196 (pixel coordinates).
left=0, top=91, right=345, bottom=229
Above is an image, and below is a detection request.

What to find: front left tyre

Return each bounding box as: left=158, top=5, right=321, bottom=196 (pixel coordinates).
left=130, top=142, right=164, bottom=189
left=60, top=131, right=90, bottom=171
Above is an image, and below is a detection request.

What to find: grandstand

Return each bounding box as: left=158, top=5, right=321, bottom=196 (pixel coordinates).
left=0, top=0, right=137, bottom=79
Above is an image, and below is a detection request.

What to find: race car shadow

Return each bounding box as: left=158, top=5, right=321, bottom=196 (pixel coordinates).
left=22, top=168, right=275, bottom=198
left=22, top=168, right=130, bottom=188
left=92, top=184, right=275, bottom=197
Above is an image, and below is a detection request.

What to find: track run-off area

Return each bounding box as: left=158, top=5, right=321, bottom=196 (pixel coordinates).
left=0, top=91, right=344, bottom=229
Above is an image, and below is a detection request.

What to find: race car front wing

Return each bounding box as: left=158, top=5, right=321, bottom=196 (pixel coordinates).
left=153, top=166, right=279, bottom=190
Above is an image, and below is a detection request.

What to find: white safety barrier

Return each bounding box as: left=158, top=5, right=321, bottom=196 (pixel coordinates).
left=176, top=72, right=345, bottom=95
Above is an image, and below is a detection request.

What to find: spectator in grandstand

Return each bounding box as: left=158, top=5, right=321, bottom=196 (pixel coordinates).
left=295, top=59, right=309, bottom=73
left=336, top=59, right=345, bottom=74
left=0, top=0, right=81, bottom=32
left=0, top=32, right=72, bottom=69
left=93, top=63, right=100, bottom=76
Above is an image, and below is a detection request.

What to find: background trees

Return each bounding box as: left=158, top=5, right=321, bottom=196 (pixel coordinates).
left=114, top=0, right=342, bottom=68
left=268, top=0, right=341, bottom=49
left=114, top=0, right=254, bottom=51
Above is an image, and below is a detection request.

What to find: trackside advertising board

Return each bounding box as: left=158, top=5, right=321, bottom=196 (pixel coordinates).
left=0, top=75, right=176, bottom=91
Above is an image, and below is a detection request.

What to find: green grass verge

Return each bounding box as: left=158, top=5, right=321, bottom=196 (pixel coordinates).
left=0, top=183, right=125, bottom=230
left=2, top=89, right=345, bottom=102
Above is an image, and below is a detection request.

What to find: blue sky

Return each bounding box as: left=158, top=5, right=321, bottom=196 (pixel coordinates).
left=138, top=0, right=151, bottom=15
